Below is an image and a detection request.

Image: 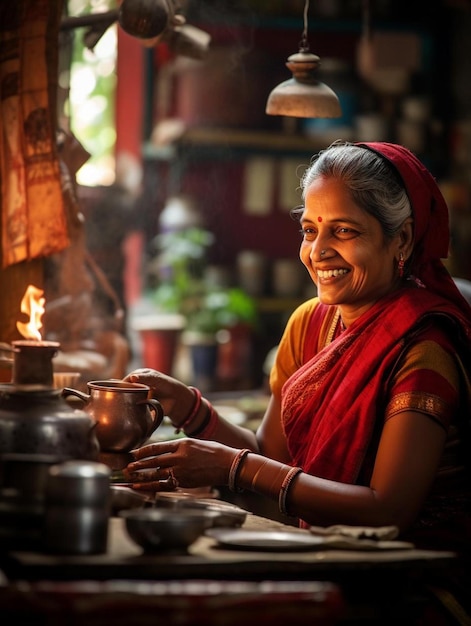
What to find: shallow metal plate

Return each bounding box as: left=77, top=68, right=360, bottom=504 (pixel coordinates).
left=206, top=529, right=326, bottom=552
left=206, top=528, right=415, bottom=552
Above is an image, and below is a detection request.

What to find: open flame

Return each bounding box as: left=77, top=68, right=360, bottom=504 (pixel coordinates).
left=16, top=284, right=45, bottom=341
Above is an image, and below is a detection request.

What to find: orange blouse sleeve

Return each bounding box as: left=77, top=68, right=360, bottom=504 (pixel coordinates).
left=385, top=338, right=461, bottom=431
left=269, top=297, right=320, bottom=398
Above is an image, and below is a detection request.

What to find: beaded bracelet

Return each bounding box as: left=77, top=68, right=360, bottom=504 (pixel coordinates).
left=228, top=448, right=251, bottom=492
left=174, top=386, right=202, bottom=434
left=278, top=466, right=302, bottom=516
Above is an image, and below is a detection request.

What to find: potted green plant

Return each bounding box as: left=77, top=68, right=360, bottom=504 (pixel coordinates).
left=149, top=226, right=258, bottom=389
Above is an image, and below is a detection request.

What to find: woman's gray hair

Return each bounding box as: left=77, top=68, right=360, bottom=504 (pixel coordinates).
left=296, top=141, right=412, bottom=240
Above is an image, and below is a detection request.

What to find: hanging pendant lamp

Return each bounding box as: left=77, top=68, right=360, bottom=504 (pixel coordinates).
left=265, top=0, right=342, bottom=119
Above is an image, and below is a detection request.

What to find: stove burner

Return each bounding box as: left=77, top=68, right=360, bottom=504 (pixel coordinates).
left=11, top=339, right=60, bottom=387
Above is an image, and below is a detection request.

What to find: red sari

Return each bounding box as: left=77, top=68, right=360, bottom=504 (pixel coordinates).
left=280, top=141, right=471, bottom=489
left=279, top=142, right=471, bottom=606
left=281, top=286, right=471, bottom=485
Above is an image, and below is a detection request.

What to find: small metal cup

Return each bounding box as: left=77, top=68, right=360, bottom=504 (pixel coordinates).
left=44, top=460, right=111, bottom=554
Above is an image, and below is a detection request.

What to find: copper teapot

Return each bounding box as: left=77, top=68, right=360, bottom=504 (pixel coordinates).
left=62, top=380, right=164, bottom=453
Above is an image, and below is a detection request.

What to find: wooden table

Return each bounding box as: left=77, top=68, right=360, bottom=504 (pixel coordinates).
left=0, top=512, right=457, bottom=624
left=1, top=513, right=455, bottom=580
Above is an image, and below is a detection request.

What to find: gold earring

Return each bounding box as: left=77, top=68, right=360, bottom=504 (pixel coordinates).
left=398, top=252, right=405, bottom=278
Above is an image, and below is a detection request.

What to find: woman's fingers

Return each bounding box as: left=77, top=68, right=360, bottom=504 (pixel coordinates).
left=124, top=442, right=180, bottom=484
left=122, top=370, right=195, bottom=424
left=125, top=454, right=172, bottom=474
left=125, top=439, right=237, bottom=492
left=124, top=465, right=179, bottom=489
left=131, top=480, right=177, bottom=492
left=130, top=441, right=178, bottom=461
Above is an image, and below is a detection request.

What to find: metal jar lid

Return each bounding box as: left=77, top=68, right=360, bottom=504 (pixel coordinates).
left=46, top=460, right=111, bottom=506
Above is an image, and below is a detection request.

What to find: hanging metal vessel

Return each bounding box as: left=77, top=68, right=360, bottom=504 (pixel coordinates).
left=266, top=51, right=342, bottom=118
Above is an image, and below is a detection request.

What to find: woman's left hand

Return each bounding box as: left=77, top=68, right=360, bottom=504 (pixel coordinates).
left=123, top=438, right=239, bottom=492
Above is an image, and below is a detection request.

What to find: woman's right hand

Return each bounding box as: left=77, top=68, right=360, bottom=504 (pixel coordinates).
left=123, top=368, right=196, bottom=428
left=124, top=437, right=239, bottom=492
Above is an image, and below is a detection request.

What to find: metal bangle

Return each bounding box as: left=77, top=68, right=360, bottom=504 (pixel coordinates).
left=279, top=466, right=302, bottom=516
left=228, top=448, right=251, bottom=492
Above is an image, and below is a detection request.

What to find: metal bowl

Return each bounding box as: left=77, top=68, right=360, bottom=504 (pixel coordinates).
left=120, top=508, right=218, bottom=553
left=154, top=493, right=248, bottom=528
left=110, top=486, right=154, bottom=516
left=177, top=499, right=248, bottom=528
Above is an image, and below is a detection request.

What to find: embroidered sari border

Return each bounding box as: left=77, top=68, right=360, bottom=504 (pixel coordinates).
left=385, top=391, right=450, bottom=427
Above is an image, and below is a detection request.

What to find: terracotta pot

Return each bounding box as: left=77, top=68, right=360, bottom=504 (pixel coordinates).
left=139, top=328, right=180, bottom=375
left=132, top=313, right=185, bottom=375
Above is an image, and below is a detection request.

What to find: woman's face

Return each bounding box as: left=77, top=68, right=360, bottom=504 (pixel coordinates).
left=300, top=176, right=402, bottom=321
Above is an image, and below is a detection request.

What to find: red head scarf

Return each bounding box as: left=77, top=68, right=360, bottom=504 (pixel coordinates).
left=356, top=142, right=471, bottom=315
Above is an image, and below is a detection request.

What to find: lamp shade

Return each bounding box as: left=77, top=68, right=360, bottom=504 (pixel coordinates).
left=266, top=51, right=342, bottom=118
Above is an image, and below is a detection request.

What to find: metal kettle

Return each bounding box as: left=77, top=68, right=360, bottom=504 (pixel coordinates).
left=0, top=341, right=99, bottom=462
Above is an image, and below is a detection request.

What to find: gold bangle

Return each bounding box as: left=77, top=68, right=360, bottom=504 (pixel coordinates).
left=228, top=448, right=251, bottom=492
left=279, top=466, right=302, bottom=516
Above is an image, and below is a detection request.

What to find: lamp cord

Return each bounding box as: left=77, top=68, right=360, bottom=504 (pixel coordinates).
left=300, top=0, right=310, bottom=52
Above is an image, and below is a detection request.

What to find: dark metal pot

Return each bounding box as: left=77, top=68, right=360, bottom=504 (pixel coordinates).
left=0, top=385, right=100, bottom=461
left=0, top=340, right=101, bottom=552
left=0, top=340, right=99, bottom=461
left=0, top=452, right=63, bottom=552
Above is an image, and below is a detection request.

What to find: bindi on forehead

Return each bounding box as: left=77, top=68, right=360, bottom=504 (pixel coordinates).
left=317, top=216, right=323, bottom=222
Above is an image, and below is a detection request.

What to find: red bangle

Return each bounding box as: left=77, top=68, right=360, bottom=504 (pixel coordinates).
left=185, top=399, right=211, bottom=437
left=174, top=386, right=202, bottom=434
left=191, top=401, right=219, bottom=440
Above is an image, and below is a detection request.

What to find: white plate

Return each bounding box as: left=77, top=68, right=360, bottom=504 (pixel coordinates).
left=206, top=529, right=325, bottom=552
left=206, top=528, right=415, bottom=552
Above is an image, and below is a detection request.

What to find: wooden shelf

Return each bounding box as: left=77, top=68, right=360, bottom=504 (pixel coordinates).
left=143, top=127, right=327, bottom=160
left=185, top=127, right=326, bottom=151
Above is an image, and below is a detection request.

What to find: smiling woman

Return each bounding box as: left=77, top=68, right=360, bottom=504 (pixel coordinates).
left=296, top=174, right=412, bottom=322
left=121, top=141, right=471, bottom=617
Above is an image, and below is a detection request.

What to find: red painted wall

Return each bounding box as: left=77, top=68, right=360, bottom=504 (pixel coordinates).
left=115, top=29, right=145, bottom=158
left=115, top=29, right=146, bottom=303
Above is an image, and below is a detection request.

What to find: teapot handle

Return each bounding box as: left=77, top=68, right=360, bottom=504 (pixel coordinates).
left=138, top=398, right=164, bottom=437
left=62, top=388, right=91, bottom=404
